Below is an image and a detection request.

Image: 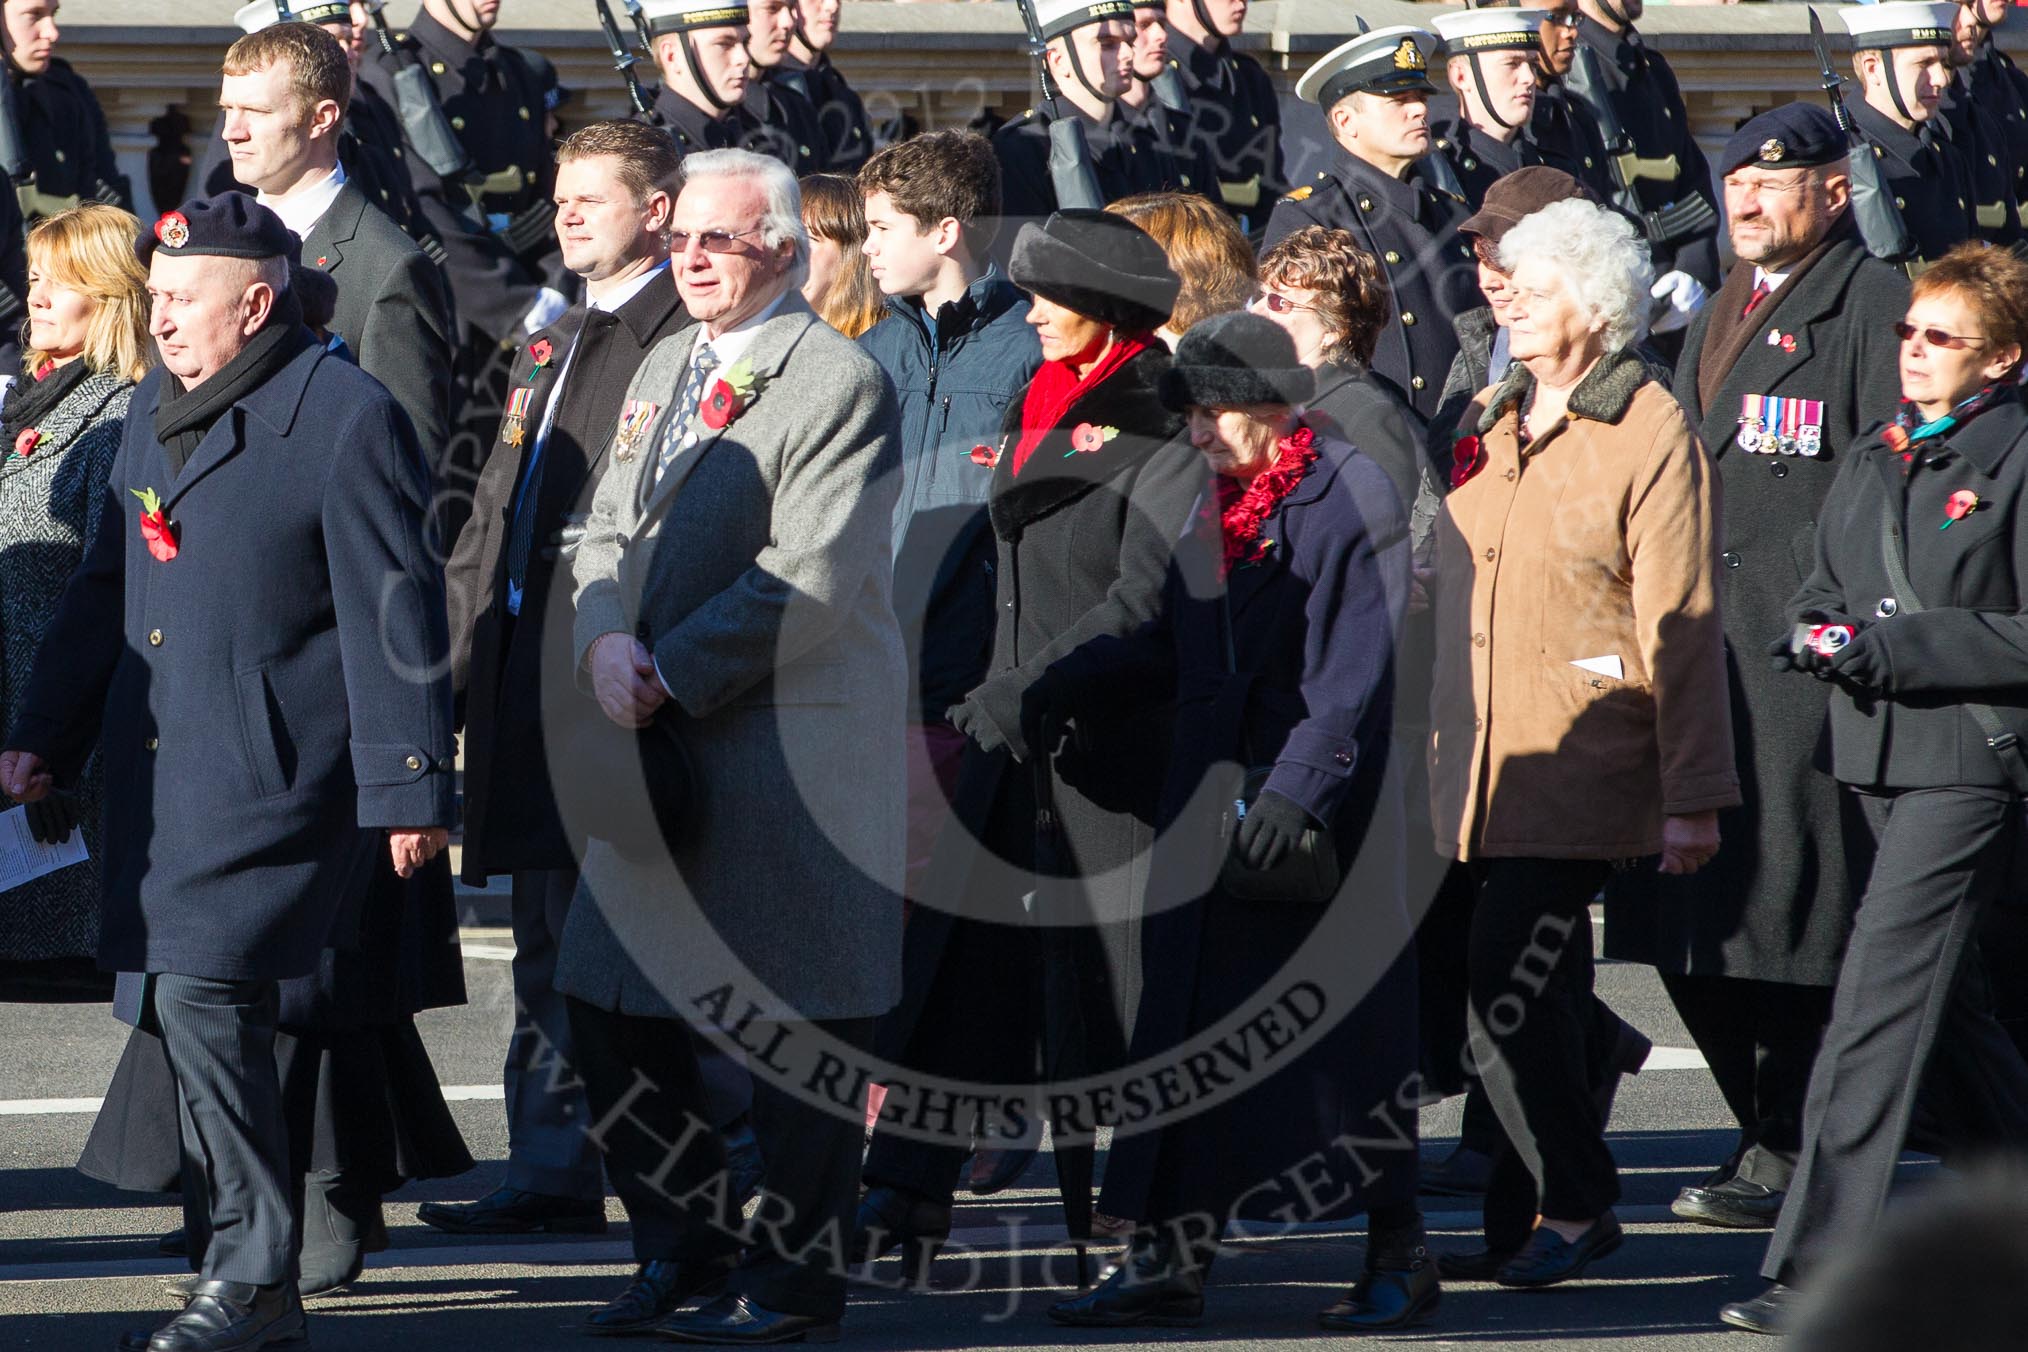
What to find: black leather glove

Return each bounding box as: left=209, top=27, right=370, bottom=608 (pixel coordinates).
left=1828, top=626, right=1891, bottom=691
left=1234, top=789, right=1318, bottom=871
left=1018, top=670, right=1072, bottom=764
left=24, top=792, right=78, bottom=845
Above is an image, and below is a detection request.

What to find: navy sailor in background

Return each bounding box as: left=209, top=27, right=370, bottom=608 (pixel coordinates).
left=1, top=193, right=454, bottom=1352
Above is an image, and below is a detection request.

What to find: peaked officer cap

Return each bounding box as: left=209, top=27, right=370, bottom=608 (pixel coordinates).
left=1296, top=27, right=1442, bottom=108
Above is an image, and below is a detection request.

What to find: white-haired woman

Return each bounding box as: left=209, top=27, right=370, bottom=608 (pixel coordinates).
left=1427, top=198, right=1739, bottom=1288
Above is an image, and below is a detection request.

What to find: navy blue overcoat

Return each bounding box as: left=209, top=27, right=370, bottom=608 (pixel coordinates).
left=8, top=335, right=456, bottom=982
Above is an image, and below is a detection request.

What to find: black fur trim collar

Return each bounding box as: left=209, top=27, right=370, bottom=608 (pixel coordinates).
left=988, top=346, right=1184, bottom=539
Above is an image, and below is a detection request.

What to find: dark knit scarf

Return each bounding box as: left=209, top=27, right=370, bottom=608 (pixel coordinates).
left=154, top=288, right=309, bottom=476
left=1884, top=382, right=2011, bottom=470
left=1697, top=218, right=1853, bottom=413
left=1, top=356, right=92, bottom=443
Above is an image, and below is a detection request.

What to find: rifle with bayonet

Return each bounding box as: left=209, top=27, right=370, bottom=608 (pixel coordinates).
left=362, top=0, right=476, bottom=187
left=595, top=0, right=659, bottom=123
left=1014, top=0, right=1104, bottom=212
left=1565, top=41, right=1715, bottom=248
left=1809, top=6, right=1914, bottom=263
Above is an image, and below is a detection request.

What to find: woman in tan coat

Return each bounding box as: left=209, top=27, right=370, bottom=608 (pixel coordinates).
left=1428, top=198, right=1740, bottom=1288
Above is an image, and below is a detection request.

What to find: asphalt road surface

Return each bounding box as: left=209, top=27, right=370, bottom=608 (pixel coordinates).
left=0, top=889, right=1929, bottom=1351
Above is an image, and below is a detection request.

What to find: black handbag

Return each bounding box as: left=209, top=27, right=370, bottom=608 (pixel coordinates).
left=1214, top=592, right=1341, bottom=903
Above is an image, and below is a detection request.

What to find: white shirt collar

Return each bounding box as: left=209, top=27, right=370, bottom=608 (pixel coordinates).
left=691, top=288, right=791, bottom=369
left=588, top=261, right=669, bottom=315
left=1753, top=265, right=1790, bottom=293
left=258, top=162, right=347, bottom=242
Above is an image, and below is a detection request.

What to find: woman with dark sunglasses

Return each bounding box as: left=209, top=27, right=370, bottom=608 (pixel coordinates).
left=1729, top=241, right=2028, bottom=1336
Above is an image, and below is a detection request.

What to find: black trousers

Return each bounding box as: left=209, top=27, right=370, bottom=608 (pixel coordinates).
left=1764, top=786, right=2028, bottom=1284
left=566, top=998, right=872, bottom=1320
left=504, top=867, right=604, bottom=1202
left=155, top=973, right=296, bottom=1287
left=1468, top=858, right=1620, bottom=1244
left=1661, top=973, right=1833, bottom=1190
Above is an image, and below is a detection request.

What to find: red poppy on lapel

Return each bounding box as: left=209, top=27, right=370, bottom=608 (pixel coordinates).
left=1450, top=434, right=1486, bottom=489
left=13, top=428, right=39, bottom=458
left=701, top=379, right=743, bottom=430
left=1943, top=490, right=1981, bottom=529
left=529, top=337, right=555, bottom=369
left=132, top=488, right=178, bottom=562
left=970, top=442, right=1000, bottom=468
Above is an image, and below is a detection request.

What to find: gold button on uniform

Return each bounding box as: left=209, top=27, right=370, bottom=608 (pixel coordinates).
left=1384, top=250, right=1401, bottom=264
left=1401, top=311, right=1417, bottom=326
left=147, top=629, right=162, bottom=647
left=405, top=755, right=424, bottom=771
left=1411, top=375, right=1426, bottom=391
left=451, top=116, right=465, bottom=132
left=520, top=107, right=531, bottom=120
left=431, top=61, right=446, bottom=75
left=53, top=149, right=63, bottom=163
left=1358, top=197, right=1373, bottom=212
left=145, top=737, right=158, bottom=752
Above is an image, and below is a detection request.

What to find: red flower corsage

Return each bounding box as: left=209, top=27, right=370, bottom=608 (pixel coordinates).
left=1943, top=489, right=1981, bottom=530
left=13, top=428, right=39, bottom=458
left=1450, top=434, right=1486, bottom=489
left=132, top=487, right=178, bottom=562
left=701, top=379, right=743, bottom=430
left=1218, top=426, right=1320, bottom=575
left=529, top=337, right=554, bottom=369
left=970, top=442, right=1000, bottom=468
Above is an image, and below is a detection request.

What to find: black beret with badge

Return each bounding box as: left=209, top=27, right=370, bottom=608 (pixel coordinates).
left=138, top=194, right=298, bottom=265
left=1718, top=103, right=1847, bottom=178
left=1295, top=25, right=1442, bottom=109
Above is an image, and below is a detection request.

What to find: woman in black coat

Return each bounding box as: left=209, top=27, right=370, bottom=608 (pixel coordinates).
left=855, top=210, right=1203, bottom=1272
left=1726, top=243, right=2028, bottom=1336
left=1045, top=314, right=1429, bottom=1332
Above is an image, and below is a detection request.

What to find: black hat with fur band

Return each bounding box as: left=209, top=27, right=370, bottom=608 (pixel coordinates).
left=1161, top=311, right=1316, bottom=410
left=1010, top=209, right=1181, bottom=334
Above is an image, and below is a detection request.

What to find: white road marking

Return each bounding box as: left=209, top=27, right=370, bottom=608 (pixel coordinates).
left=0, top=1085, right=506, bottom=1116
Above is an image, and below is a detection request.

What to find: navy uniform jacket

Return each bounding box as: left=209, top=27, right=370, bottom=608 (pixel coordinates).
left=6, top=337, right=456, bottom=981
left=1263, top=152, right=1478, bottom=422
left=7, top=57, right=130, bottom=222
left=1162, top=29, right=1283, bottom=226
left=1848, top=99, right=1974, bottom=266
left=358, top=8, right=560, bottom=343
left=1527, top=81, right=1615, bottom=203
left=1602, top=226, right=1906, bottom=985
left=1430, top=102, right=1582, bottom=211
left=1574, top=17, right=1721, bottom=286
left=783, top=54, right=873, bottom=172
left=1793, top=395, right=2028, bottom=790
left=1971, top=38, right=2028, bottom=203
left=651, top=85, right=768, bottom=158
left=1123, top=95, right=1220, bottom=202
left=1939, top=76, right=2021, bottom=248
left=754, top=70, right=829, bottom=174
left=992, top=103, right=1192, bottom=226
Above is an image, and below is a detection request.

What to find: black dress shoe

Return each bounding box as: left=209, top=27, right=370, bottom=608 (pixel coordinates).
left=1318, top=1227, right=1440, bottom=1331
left=1046, top=1235, right=1206, bottom=1328
left=848, top=1184, right=951, bottom=1278
left=1495, top=1215, right=1624, bottom=1288
left=158, top=1228, right=190, bottom=1259
left=1718, top=1282, right=1800, bottom=1335
left=415, top=1186, right=606, bottom=1236
left=1435, top=1247, right=1516, bottom=1282
left=1672, top=1177, right=1784, bottom=1229
left=1419, top=1144, right=1497, bottom=1198
left=131, top=1279, right=306, bottom=1352
left=298, top=1170, right=389, bottom=1297
left=586, top=1259, right=735, bottom=1337
left=657, top=1293, right=840, bottom=1344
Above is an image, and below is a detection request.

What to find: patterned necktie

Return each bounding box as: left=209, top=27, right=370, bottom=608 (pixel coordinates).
left=654, top=345, right=720, bottom=483
left=1742, top=278, right=1772, bottom=318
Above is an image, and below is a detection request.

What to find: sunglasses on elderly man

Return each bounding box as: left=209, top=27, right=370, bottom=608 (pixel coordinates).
left=671, top=227, right=763, bottom=255
left=1894, top=321, right=1988, bottom=350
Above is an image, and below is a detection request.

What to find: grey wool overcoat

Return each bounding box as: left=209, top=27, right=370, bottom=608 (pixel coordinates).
left=560, top=295, right=908, bottom=1023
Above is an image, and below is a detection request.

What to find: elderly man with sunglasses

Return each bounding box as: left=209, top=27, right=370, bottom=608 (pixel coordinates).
left=562, top=146, right=905, bottom=1345
left=1599, top=102, right=1909, bottom=1238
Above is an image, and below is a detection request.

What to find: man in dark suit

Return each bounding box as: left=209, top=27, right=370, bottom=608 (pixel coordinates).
left=1, top=192, right=454, bottom=1352
left=1603, top=104, right=1908, bottom=1233
left=428, top=119, right=690, bottom=1251
left=218, top=18, right=453, bottom=464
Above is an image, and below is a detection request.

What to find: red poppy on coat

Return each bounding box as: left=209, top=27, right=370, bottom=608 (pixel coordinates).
left=1070, top=422, right=1106, bottom=454
left=13, top=428, right=39, bottom=458
left=529, top=337, right=555, bottom=368
left=1450, top=434, right=1486, bottom=489
left=1943, top=490, right=1981, bottom=529
left=701, top=379, right=742, bottom=430
left=970, top=443, right=999, bottom=468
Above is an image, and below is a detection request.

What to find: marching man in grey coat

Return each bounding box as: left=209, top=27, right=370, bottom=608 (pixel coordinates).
left=563, top=148, right=907, bottom=1344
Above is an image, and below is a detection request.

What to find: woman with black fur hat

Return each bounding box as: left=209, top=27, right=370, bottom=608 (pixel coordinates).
left=855, top=208, right=1204, bottom=1276
left=1046, top=311, right=1432, bottom=1332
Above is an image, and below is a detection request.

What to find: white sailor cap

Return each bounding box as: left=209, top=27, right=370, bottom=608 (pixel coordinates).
left=638, top=0, right=751, bottom=36
left=1295, top=26, right=1441, bottom=107
left=234, top=0, right=352, bottom=32
left=1432, top=7, right=1546, bottom=56
left=1032, top=0, right=1136, bottom=41
left=1839, top=1, right=1959, bottom=50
